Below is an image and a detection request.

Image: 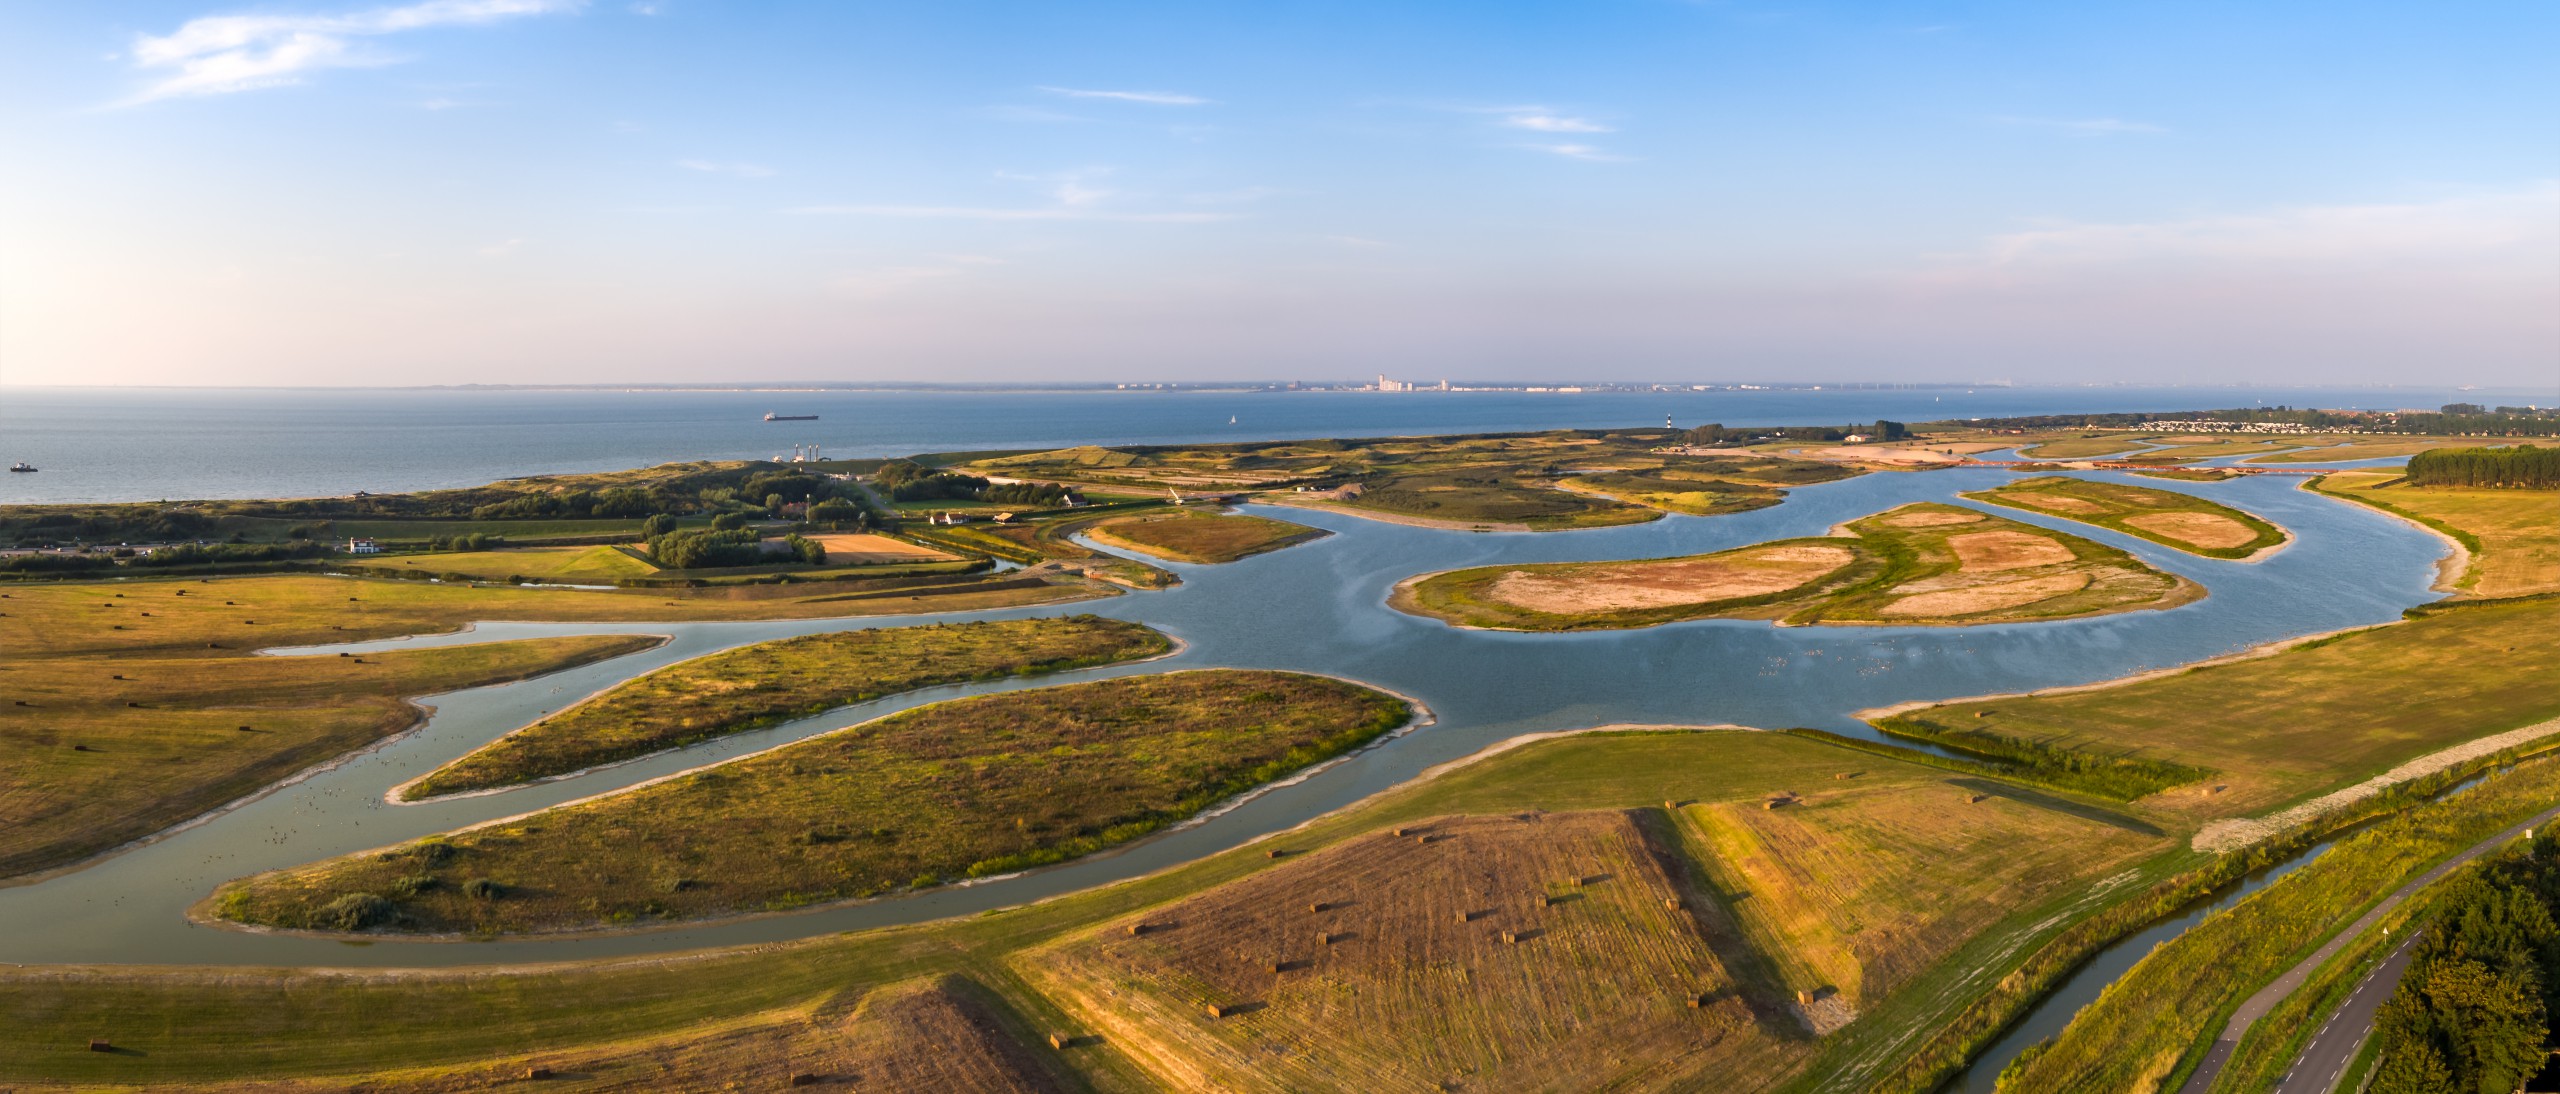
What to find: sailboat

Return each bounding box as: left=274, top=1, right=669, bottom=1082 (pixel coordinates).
left=1228, top=415, right=1237, bottom=425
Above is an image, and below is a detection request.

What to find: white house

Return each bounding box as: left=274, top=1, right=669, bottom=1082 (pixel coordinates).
left=346, top=538, right=382, bottom=555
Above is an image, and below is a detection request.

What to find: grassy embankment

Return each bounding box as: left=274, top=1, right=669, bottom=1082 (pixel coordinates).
left=1875, top=597, right=2559, bottom=823
left=1, top=726, right=2169, bottom=1089
left=1998, top=754, right=2560, bottom=1092
left=1394, top=501, right=2197, bottom=631
left=210, top=671, right=1412, bottom=935
left=0, top=571, right=1104, bottom=880
left=401, top=616, right=1173, bottom=800
left=2314, top=470, right=2560, bottom=598
left=1963, top=476, right=2287, bottom=559
left=1082, top=509, right=1328, bottom=564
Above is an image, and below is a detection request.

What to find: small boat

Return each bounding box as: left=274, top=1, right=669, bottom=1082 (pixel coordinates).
left=7, top=462, right=33, bottom=473
left=764, top=413, right=819, bottom=422
left=1228, top=415, right=1237, bottom=425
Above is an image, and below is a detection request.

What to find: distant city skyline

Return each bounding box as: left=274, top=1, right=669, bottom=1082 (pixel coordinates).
left=1, top=1, right=2553, bottom=388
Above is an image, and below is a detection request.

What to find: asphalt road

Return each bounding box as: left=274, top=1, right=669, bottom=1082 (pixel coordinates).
left=2175, top=800, right=2560, bottom=1094
left=2273, top=932, right=2422, bottom=1094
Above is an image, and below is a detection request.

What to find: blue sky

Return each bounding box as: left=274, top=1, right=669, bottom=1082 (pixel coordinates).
left=1, top=1, right=2552, bottom=387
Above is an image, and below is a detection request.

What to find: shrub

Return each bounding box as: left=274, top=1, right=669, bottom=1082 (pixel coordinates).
left=462, top=877, right=504, bottom=900
left=641, top=513, right=678, bottom=537
left=313, top=892, right=394, bottom=931
left=709, top=512, right=749, bottom=532
left=389, top=874, right=439, bottom=898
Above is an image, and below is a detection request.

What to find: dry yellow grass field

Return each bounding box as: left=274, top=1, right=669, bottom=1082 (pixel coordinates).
left=1682, top=779, right=2158, bottom=1014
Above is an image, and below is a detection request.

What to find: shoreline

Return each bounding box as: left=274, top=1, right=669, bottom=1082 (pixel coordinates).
left=1852, top=621, right=2393, bottom=723
left=1258, top=494, right=1537, bottom=533
left=191, top=667, right=1429, bottom=943
left=0, top=634, right=669, bottom=893
left=386, top=630, right=1193, bottom=806
left=2302, top=474, right=2471, bottom=595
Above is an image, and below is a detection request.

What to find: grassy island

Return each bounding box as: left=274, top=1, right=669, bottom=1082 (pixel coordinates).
left=0, top=631, right=662, bottom=881
left=1962, top=476, right=2288, bottom=559
left=1393, top=502, right=2199, bottom=631
left=399, top=616, right=1174, bottom=800
left=1084, top=510, right=1329, bottom=563
left=209, top=670, right=1413, bottom=935
left=1555, top=454, right=1858, bottom=516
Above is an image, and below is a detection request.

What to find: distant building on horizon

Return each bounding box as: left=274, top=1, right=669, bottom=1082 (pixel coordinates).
left=1374, top=374, right=1449, bottom=392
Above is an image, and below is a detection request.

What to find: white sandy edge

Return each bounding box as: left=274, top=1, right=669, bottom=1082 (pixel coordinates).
left=2303, top=475, right=2470, bottom=594
left=2191, top=716, right=2560, bottom=854
left=1853, top=622, right=2392, bottom=723
left=389, top=634, right=1193, bottom=806
left=197, top=668, right=1435, bottom=941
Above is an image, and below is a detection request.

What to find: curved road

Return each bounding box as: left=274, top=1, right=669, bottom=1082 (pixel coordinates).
left=2177, top=800, right=2560, bottom=1093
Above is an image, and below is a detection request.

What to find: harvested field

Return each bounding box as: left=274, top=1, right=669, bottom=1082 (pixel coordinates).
left=138, top=975, right=1065, bottom=1093
left=1085, top=510, right=1328, bottom=564
left=1485, top=545, right=1853, bottom=613
left=1684, top=779, right=2159, bottom=1010
left=1395, top=502, right=2193, bottom=631
left=1884, top=510, right=1984, bottom=527
left=800, top=533, right=959, bottom=564
left=1947, top=530, right=2073, bottom=572
left=1022, top=810, right=1812, bottom=1092
left=2004, top=492, right=2104, bottom=514
left=1878, top=573, right=2089, bottom=617
left=1963, top=476, right=2287, bottom=560
left=2121, top=511, right=2256, bottom=549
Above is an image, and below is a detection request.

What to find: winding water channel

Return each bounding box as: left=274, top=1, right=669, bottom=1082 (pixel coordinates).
left=0, top=462, right=2444, bottom=1007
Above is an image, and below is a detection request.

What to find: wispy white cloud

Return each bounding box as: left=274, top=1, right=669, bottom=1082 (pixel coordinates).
left=788, top=205, right=1231, bottom=223
left=122, top=0, right=580, bottom=105
left=1525, top=142, right=1629, bottom=163
left=1917, top=185, right=2560, bottom=285
left=677, top=159, right=776, bottom=179
left=628, top=1, right=662, bottom=13
left=477, top=237, right=524, bottom=257
left=1501, top=111, right=1611, bottom=134
left=1995, top=116, right=2168, bottom=136
left=1037, top=86, right=1211, bottom=106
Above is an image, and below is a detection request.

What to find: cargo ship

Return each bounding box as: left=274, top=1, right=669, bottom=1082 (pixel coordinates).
left=763, top=413, right=819, bottom=421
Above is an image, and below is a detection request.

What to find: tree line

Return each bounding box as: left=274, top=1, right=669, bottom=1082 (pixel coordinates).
left=2369, top=836, right=2560, bottom=1093
left=1682, top=419, right=1909, bottom=446
left=2406, top=446, right=2559, bottom=489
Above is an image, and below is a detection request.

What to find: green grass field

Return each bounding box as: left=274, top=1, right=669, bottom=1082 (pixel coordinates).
left=1874, top=598, right=2560, bottom=820
left=213, top=671, right=1412, bottom=935
left=352, top=544, right=662, bottom=583
left=1394, top=502, right=2197, bottom=630
left=1340, top=466, right=1665, bottom=529
left=401, top=616, right=1173, bottom=799
left=1964, top=476, right=2287, bottom=559
left=1084, top=510, right=1328, bottom=563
